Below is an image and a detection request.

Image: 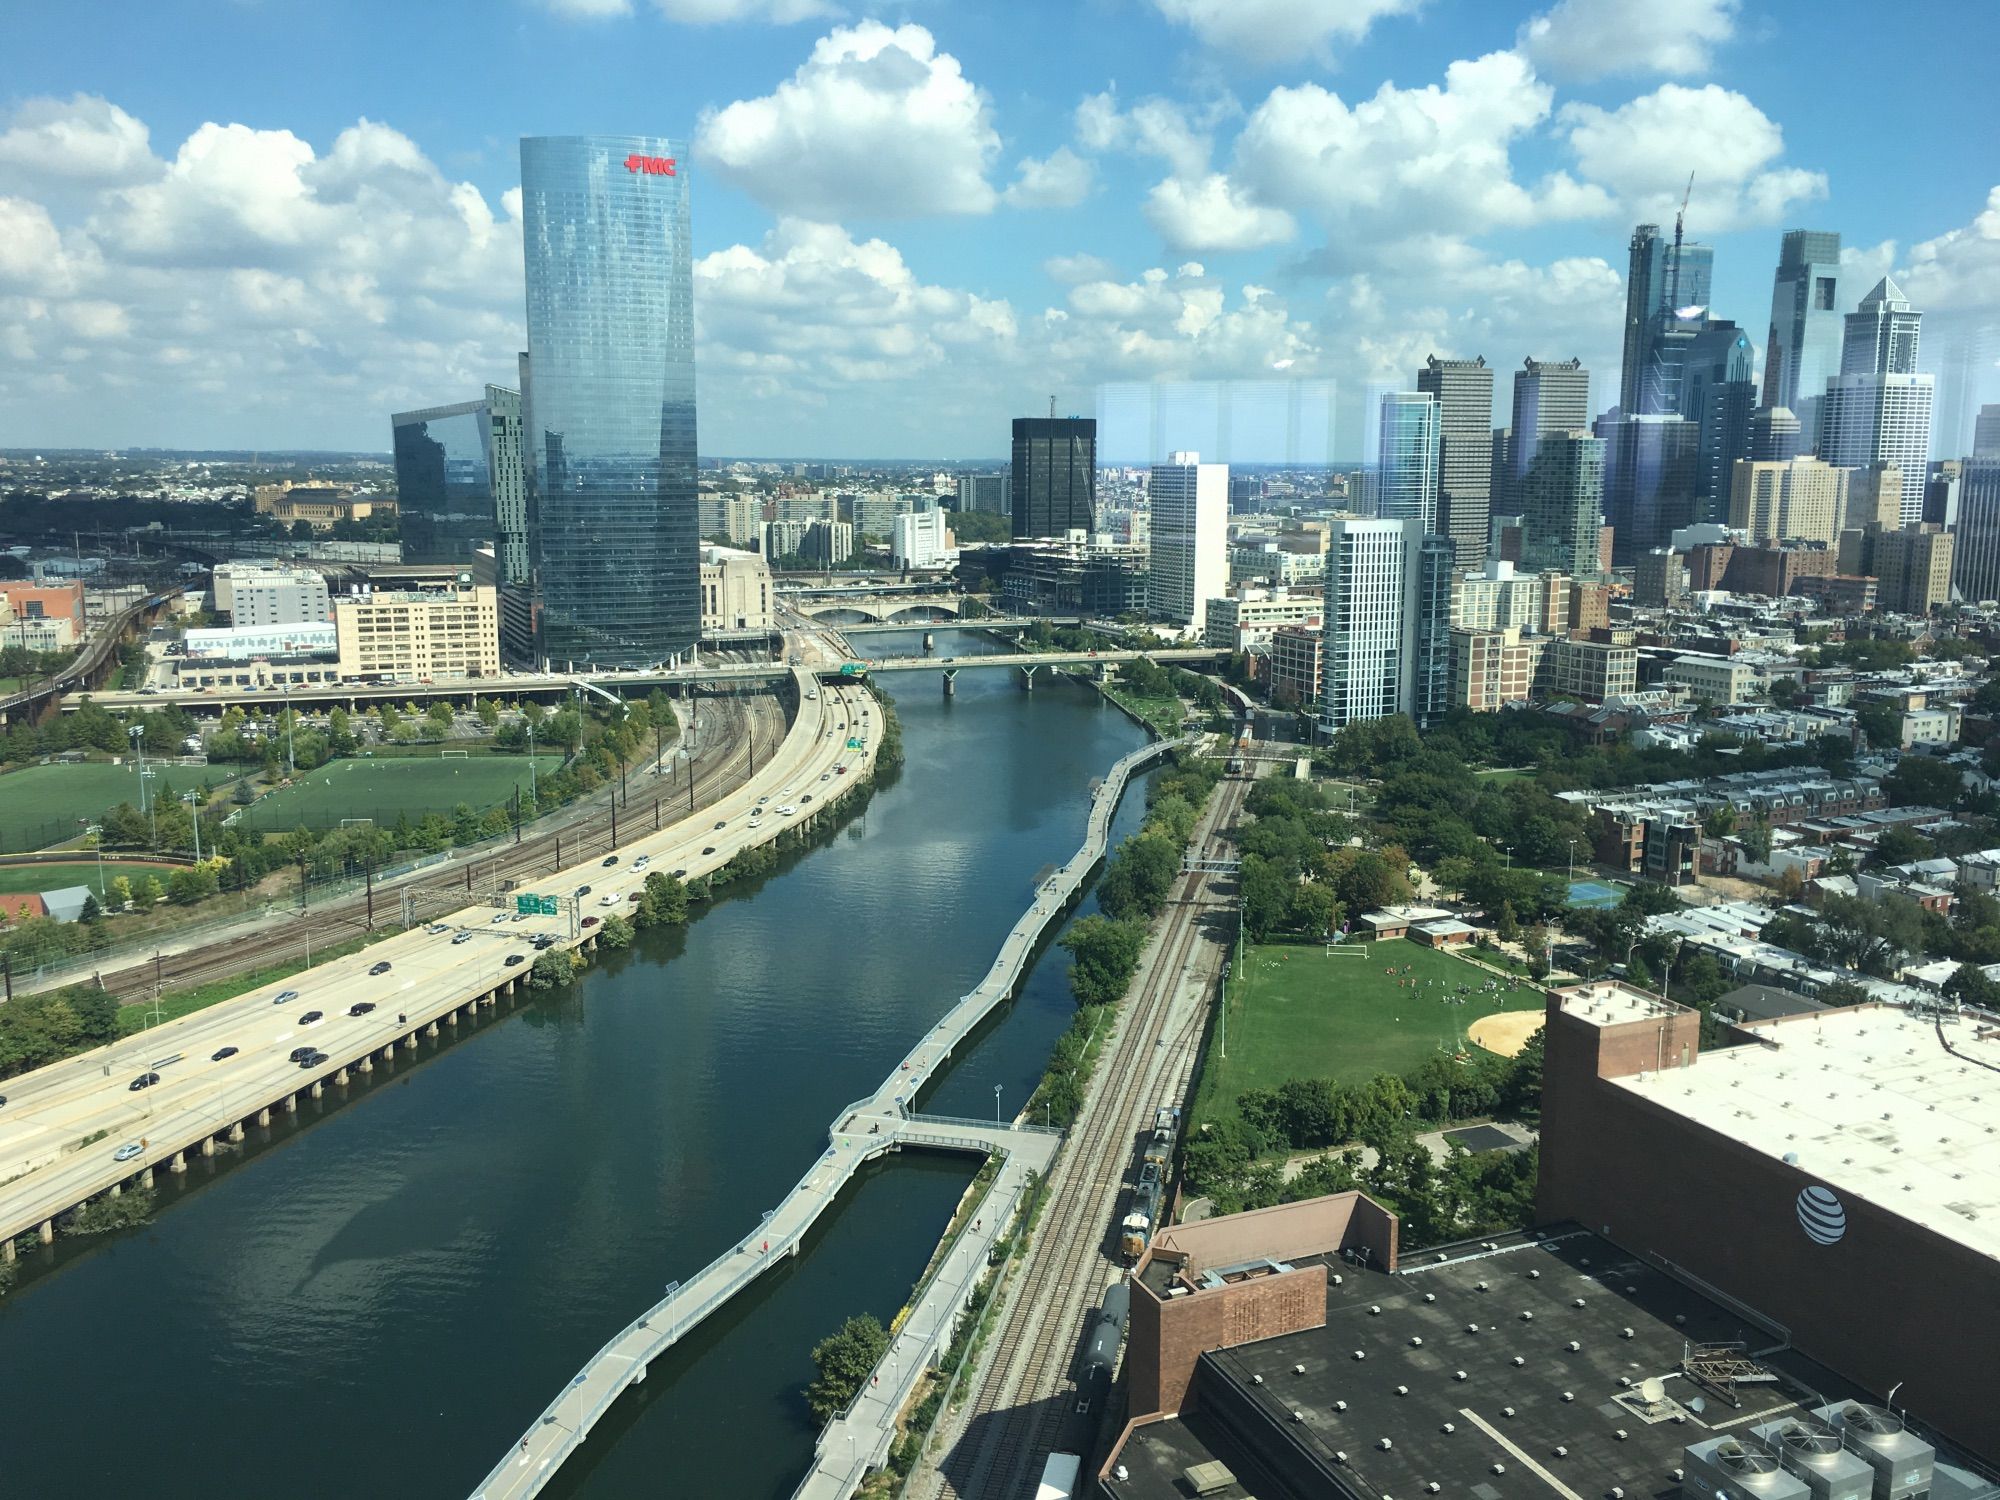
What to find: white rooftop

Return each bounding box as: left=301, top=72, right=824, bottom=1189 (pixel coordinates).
left=1616, top=1006, right=2000, bottom=1263
left=1557, top=982, right=1682, bottom=1029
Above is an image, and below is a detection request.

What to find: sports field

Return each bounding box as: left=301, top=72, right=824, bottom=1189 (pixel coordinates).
left=233, top=753, right=564, bottom=832
left=0, top=762, right=167, bottom=852
left=0, top=860, right=174, bottom=896
left=1196, top=939, right=1544, bottom=1124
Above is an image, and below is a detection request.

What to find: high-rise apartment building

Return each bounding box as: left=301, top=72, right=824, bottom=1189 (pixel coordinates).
left=1727, top=457, right=1843, bottom=545
left=1870, top=529, right=1954, bottom=616
left=955, top=473, right=1011, bottom=515
left=891, top=510, right=953, bottom=569
left=519, top=134, right=699, bottom=668
left=1318, top=518, right=1453, bottom=735
left=1507, top=358, right=1591, bottom=504
left=1748, top=405, right=1803, bottom=462
left=392, top=385, right=525, bottom=578
left=1840, top=463, right=1904, bottom=533
left=1621, top=223, right=1714, bottom=417
left=1010, top=417, right=1096, bottom=538
left=333, top=580, right=501, bottom=682
left=1762, top=230, right=1843, bottom=442
left=1146, top=452, right=1228, bottom=632
left=1372, top=392, right=1441, bottom=530
left=1518, top=432, right=1604, bottom=577
left=1416, top=355, right=1493, bottom=567
left=1956, top=459, right=2000, bottom=604
left=1820, top=376, right=1933, bottom=526
left=1599, top=414, right=1698, bottom=563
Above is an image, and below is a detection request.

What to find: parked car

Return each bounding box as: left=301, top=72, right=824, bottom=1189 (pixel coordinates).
left=369, top=961, right=392, bottom=976
left=211, top=1046, right=238, bottom=1061
left=128, top=1072, right=160, bottom=1091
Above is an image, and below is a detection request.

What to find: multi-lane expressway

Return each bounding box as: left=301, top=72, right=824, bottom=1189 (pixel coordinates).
left=0, top=671, right=879, bottom=1258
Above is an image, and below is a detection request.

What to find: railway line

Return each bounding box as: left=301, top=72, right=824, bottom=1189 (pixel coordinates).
left=73, top=693, right=782, bottom=1003
left=921, top=777, right=1246, bottom=1500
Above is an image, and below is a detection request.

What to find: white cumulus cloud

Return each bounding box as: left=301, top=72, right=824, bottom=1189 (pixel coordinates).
left=697, top=23, right=1000, bottom=219
left=1003, top=148, right=1093, bottom=210
left=0, top=95, right=156, bottom=185
left=1150, top=0, right=1421, bottom=66
left=1144, top=173, right=1296, bottom=252
left=1519, top=0, right=1738, bottom=80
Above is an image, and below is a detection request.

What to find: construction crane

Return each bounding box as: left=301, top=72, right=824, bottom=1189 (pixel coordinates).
left=1665, top=171, right=1695, bottom=319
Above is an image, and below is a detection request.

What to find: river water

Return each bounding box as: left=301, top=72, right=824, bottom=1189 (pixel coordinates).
left=0, top=627, right=1151, bottom=1499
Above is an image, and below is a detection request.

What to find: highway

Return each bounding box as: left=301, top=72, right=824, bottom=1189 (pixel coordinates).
left=0, top=672, right=879, bottom=1257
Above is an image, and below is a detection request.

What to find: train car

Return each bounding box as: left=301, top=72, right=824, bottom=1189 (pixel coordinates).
left=1074, top=1280, right=1131, bottom=1414
left=1119, top=1105, right=1182, bottom=1264
left=1036, top=1452, right=1082, bottom=1500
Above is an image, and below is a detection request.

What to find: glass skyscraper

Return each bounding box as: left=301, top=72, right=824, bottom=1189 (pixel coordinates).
left=1620, top=223, right=1714, bottom=417
left=1010, top=417, right=1097, bottom=537
left=519, top=134, right=699, bottom=668
left=1372, top=391, right=1440, bottom=531
left=391, top=384, right=525, bottom=577
left=1762, top=229, right=1842, bottom=443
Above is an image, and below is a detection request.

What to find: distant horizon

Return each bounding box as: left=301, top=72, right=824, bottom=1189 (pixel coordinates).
left=0, top=447, right=1371, bottom=472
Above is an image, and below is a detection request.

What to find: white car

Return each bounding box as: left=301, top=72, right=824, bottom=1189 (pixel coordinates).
left=777, top=805, right=796, bottom=817
left=599, top=893, right=621, bottom=907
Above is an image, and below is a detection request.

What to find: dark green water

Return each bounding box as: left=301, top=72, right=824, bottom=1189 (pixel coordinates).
left=0, top=627, right=1151, bottom=1499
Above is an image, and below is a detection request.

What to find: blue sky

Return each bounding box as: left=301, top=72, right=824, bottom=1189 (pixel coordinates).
left=3, top=0, right=1997, bottom=459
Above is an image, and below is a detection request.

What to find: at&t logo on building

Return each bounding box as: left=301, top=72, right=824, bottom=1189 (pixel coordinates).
left=1796, top=1185, right=1847, bottom=1245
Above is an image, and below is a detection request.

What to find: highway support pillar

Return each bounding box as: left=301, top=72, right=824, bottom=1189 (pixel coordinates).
left=334, top=1068, right=349, bottom=1086
left=258, top=1108, right=271, bottom=1127
left=357, top=1055, right=372, bottom=1074
left=942, top=668, right=957, bottom=698
left=402, top=1035, right=418, bottom=1052
left=200, top=1137, right=215, bottom=1159
left=38, top=1219, right=54, bottom=1244
left=109, top=1181, right=121, bottom=1198
left=229, top=1123, right=245, bottom=1143
left=310, top=1081, right=324, bottom=1100
left=284, top=1093, right=298, bottom=1114
left=1018, top=663, right=1039, bottom=692
left=425, top=1021, right=439, bottom=1039
left=169, top=1151, right=186, bottom=1174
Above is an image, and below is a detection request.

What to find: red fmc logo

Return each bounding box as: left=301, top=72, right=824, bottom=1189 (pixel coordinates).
left=624, top=153, right=677, bottom=176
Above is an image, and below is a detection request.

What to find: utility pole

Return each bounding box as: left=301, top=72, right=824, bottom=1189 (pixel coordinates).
left=365, top=861, right=375, bottom=929
left=183, top=792, right=201, bottom=862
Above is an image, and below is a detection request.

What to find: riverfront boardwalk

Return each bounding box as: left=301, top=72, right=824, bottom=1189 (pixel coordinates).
left=468, top=734, right=1184, bottom=1500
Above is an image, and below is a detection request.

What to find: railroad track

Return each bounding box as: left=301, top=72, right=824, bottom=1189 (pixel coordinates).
left=80, top=694, right=782, bottom=1003
left=925, top=778, right=1245, bottom=1499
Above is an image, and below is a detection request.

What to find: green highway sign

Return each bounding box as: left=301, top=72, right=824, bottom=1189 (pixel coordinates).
left=847, top=737, right=861, bottom=749
left=516, top=894, right=559, bottom=915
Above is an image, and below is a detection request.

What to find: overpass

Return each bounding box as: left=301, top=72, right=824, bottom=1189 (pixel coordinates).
left=791, top=594, right=967, bottom=623
left=0, top=588, right=177, bottom=726
left=468, top=734, right=1182, bottom=1500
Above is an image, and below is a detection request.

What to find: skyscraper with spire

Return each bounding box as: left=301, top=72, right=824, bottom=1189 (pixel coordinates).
left=1820, top=276, right=1934, bottom=526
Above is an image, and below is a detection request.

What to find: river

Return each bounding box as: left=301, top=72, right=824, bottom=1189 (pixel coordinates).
left=0, top=626, right=1152, bottom=1499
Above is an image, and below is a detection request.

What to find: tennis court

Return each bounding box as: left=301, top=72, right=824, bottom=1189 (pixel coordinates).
left=1566, top=878, right=1624, bottom=909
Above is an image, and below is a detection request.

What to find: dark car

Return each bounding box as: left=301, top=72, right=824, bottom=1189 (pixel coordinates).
left=299, top=1010, right=323, bottom=1025
left=288, top=1046, right=316, bottom=1063
left=701, top=846, right=716, bottom=855
left=601, top=855, right=619, bottom=867
left=348, top=1001, right=376, bottom=1017
left=298, top=1051, right=328, bottom=1069
left=505, top=954, right=525, bottom=967
left=670, top=868, right=687, bottom=879
left=0, top=1095, right=7, bottom=1108
left=574, top=885, right=591, bottom=898
left=129, top=1072, right=160, bottom=1091
left=532, top=935, right=556, bottom=950
left=211, top=1046, right=238, bottom=1062
left=713, top=820, right=727, bottom=830
left=369, top=961, right=392, bottom=976
left=581, top=916, right=599, bottom=928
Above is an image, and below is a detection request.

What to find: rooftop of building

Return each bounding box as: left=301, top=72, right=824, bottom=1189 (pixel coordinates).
left=1615, top=1005, right=2000, bottom=1262
left=1105, top=1228, right=1956, bottom=1500
left=1555, top=980, right=1685, bottom=1029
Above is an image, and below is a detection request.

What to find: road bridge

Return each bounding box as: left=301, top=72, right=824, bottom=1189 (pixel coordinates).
left=793, top=595, right=968, bottom=623
left=468, top=733, right=1183, bottom=1500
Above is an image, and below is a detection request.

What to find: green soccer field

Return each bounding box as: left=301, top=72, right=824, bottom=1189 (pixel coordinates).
left=232, top=754, right=564, bottom=832
left=0, top=762, right=170, bottom=852
left=0, top=859, right=175, bottom=895
left=1194, top=939, right=1544, bottom=1127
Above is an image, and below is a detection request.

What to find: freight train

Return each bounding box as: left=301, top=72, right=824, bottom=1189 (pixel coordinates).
left=1073, top=1279, right=1131, bottom=1415
left=1118, top=1104, right=1181, bottom=1264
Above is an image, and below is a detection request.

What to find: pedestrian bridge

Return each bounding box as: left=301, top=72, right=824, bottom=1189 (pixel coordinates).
left=469, top=733, right=1182, bottom=1500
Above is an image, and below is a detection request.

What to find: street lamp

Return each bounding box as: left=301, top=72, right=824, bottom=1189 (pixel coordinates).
left=993, top=1082, right=1003, bottom=1127
left=78, top=820, right=105, bottom=898
left=182, top=791, right=201, bottom=862
left=281, top=679, right=295, bottom=775
left=1567, top=837, right=1578, bottom=885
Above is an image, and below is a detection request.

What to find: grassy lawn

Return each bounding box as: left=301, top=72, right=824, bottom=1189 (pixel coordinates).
left=1473, top=767, right=1536, bottom=784
left=0, top=762, right=174, bottom=852
left=1094, top=681, right=1185, bottom=737
left=1194, top=939, right=1544, bottom=1128
left=116, top=926, right=404, bottom=1034
left=231, top=753, right=563, bottom=832
left=0, top=860, right=172, bottom=896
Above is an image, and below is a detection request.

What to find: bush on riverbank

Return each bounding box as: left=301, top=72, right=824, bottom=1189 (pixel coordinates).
left=64, top=1188, right=155, bottom=1235
left=805, top=1314, right=890, bottom=1425
left=529, top=950, right=579, bottom=990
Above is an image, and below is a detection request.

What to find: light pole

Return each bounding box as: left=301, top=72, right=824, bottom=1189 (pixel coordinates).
left=526, top=721, right=537, bottom=808
left=127, top=724, right=145, bottom=810
left=140, top=768, right=157, bottom=843
left=1567, top=837, right=1578, bottom=885
left=183, top=791, right=201, bottom=862
left=281, top=679, right=295, bottom=775
left=993, top=1083, right=1003, bottom=1127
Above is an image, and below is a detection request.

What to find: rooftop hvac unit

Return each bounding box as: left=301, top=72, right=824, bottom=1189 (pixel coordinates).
left=1822, top=1404, right=1935, bottom=1500
left=1683, top=1438, right=1812, bottom=1500
left=1752, top=1417, right=1874, bottom=1500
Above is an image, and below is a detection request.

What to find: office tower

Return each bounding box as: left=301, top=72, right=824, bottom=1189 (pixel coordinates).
left=1011, top=417, right=1096, bottom=537
left=1820, top=376, right=1933, bottom=525
left=1727, top=457, right=1843, bottom=545
left=1762, top=230, right=1843, bottom=443
left=1416, top=355, right=1494, bottom=566
left=1373, top=392, right=1441, bottom=530
left=1508, top=357, right=1591, bottom=501
left=519, top=134, right=698, bottom=668
left=1975, top=404, right=2000, bottom=459
left=1871, top=529, right=1954, bottom=615
left=1841, top=462, right=1903, bottom=532
left=1841, top=276, right=1922, bottom=376
left=1516, top=432, right=1603, bottom=577
left=1925, top=460, right=1962, bottom=527
left=955, top=473, right=1011, bottom=515
left=1676, top=322, right=1754, bottom=524
left=1621, top=223, right=1715, bottom=417
left=1748, top=405, right=1802, bottom=462
left=1145, top=451, right=1228, bottom=632
left=1489, top=427, right=1512, bottom=519
left=1599, top=414, right=1698, bottom=563
left=393, top=385, right=528, bottom=582
left=1318, top=518, right=1453, bottom=734
left=1954, top=460, right=2000, bottom=603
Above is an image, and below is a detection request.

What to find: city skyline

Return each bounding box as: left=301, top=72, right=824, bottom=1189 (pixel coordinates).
left=2, top=0, right=1999, bottom=459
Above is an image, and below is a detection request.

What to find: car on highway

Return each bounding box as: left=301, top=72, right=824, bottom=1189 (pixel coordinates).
left=777, top=805, right=796, bottom=817
left=670, top=867, right=686, bottom=879
left=489, top=913, right=508, bottom=925
left=802, top=794, right=814, bottom=804
left=299, top=1011, right=323, bottom=1025
left=820, top=773, right=830, bottom=782
left=602, top=855, right=619, bottom=867
left=701, top=846, right=716, bottom=855
left=129, top=1072, right=160, bottom=1091
left=113, top=1142, right=144, bottom=1163
left=298, top=1051, right=328, bottom=1069
left=348, top=1002, right=376, bottom=1017
left=532, top=935, right=556, bottom=950
left=573, top=884, right=591, bottom=898
left=289, top=1046, right=316, bottom=1063
left=598, top=893, right=620, bottom=907
left=427, top=924, right=449, bottom=935
left=714, top=820, right=727, bottom=830
left=581, top=916, right=599, bottom=928
left=211, top=1046, right=239, bottom=1061
left=0, top=1094, right=6, bottom=1107
left=505, top=954, right=525, bottom=967
left=273, top=989, right=299, bottom=1005
left=632, top=855, right=649, bottom=871
left=369, top=961, right=393, bottom=975
left=756, top=795, right=769, bottom=805
left=835, top=765, right=847, bottom=775
left=511, top=911, right=529, bottom=922
left=452, top=931, right=474, bottom=945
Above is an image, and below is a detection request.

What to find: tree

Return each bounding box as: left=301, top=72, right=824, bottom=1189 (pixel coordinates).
left=638, top=870, right=689, bottom=927
left=1238, top=856, right=1295, bottom=943
left=108, top=876, right=133, bottom=910
left=1060, top=916, right=1150, bottom=1006
left=134, top=874, right=163, bottom=907
left=1495, top=901, right=1520, bottom=945
left=1521, top=924, right=1551, bottom=980
left=804, top=1315, right=890, bottom=1425
left=1884, top=755, right=1962, bottom=810
left=477, top=698, right=500, bottom=731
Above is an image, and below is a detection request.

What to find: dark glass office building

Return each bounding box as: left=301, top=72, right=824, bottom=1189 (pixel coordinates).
left=520, top=134, right=699, bottom=668
left=392, top=386, right=525, bottom=574
left=1011, top=417, right=1097, bottom=538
